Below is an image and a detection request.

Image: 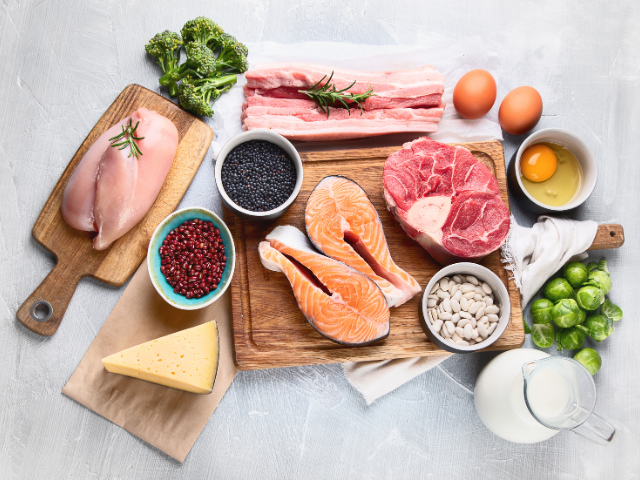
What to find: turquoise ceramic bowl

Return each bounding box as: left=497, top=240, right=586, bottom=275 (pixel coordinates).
left=147, top=207, right=236, bottom=310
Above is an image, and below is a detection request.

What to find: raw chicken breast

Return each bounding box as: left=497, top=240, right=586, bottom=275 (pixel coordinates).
left=61, top=108, right=179, bottom=250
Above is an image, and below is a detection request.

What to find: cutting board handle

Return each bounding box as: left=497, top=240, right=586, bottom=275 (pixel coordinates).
left=589, top=224, right=624, bottom=250
left=16, top=262, right=84, bottom=336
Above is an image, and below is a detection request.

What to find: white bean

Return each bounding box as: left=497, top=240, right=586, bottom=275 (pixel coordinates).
left=453, top=275, right=463, bottom=284
left=427, top=299, right=437, bottom=308
left=481, top=282, right=492, bottom=295
left=463, top=292, right=476, bottom=299
left=478, top=322, right=488, bottom=338
left=460, top=285, right=476, bottom=294
left=475, top=305, right=486, bottom=319
left=436, top=290, right=450, bottom=300
left=450, top=284, right=459, bottom=296
left=487, top=323, right=498, bottom=335
left=441, top=278, right=450, bottom=292
left=474, top=293, right=483, bottom=301
left=433, top=320, right=443, bottom=333
left=485, top=305, right=500, bottom=315
left=471, top=328, right=479, bottom=339
left=459, top=311, right=472, bottom=319
left=455, top=327, right=465, bottom=337
left=463, top=324, right=473, bottom=339
left=445, top=321, right=455, bottom=335
left=475, top=286, right=484, bottom=294
left=456, top=340, right=470, bottom=346
left=452, top=332, right=463, bottom=343
left=452, top=290, right=463, bottom=301
left=439, top=312, right=453, bottom=321
left=441, top=325, right=452, bottom=338
left=452, top=313, right=461, bottom=324
left=450, top=298, right=461, bottom=312
left=442, top=298, right=452, bottom=313
left=468, top=338, right=477, bottom=345
left=469, top=317, right=477, bottom=328
left=487, top=314, right=499, bottom=323
left=468, top=302, right=480, bottom=315
left=428, top=294, right=438, bottom=301
left=479, top=316, right=489, bottom=324
left=458, top=319, right=470, bottom=328
left=460, top=297, right=469, bottom=311
left=430, top=283, right=439, bottom=294
left=466, top=275, right=479, bottom=286
left=484, top=296, right=493, bottom=306
left=430, top=308, right=438, bottom=320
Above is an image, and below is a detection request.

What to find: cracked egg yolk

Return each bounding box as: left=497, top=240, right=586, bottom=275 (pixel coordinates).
left=520, top=144, right=558, bottom=182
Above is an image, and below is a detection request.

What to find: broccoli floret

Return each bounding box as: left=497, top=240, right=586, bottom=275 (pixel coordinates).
left=181, top=16, right=224, bottom=47
left=159, top=43, right=217, bottom=90
left=213, top=33, right=249, bottom=74
left=145, top=31, right=183, bottom=96
left=177, top=74, right=237, bottom=117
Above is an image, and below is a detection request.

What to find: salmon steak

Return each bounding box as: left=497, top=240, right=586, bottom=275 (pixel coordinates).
left=259, top=226, right=390, bottom=346
left=305, top=176, right=421, bottom=307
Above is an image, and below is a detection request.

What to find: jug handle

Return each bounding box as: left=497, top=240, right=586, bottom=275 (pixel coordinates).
left=571, top=412, right=616, bottom=445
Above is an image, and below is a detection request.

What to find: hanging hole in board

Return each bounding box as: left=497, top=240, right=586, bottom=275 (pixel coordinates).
left=610, top=231, right=616, bottom=237
left=30, top=300, right=53, bottom=322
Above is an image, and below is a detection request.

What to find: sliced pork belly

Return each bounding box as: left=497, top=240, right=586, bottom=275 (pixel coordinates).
left=383, top=138, right=510, bottom=265
left=62, top=108, right=179, bottom=250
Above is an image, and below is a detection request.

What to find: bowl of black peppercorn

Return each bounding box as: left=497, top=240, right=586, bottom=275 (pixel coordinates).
left=215, top=130, right=303, bottom=221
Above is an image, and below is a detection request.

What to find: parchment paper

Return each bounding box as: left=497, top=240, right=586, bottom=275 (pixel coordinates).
left=62, top=259, right=237, bottom=463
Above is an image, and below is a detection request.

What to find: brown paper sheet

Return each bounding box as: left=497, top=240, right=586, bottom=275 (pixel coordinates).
left=62, top=259, right=238, bottom=462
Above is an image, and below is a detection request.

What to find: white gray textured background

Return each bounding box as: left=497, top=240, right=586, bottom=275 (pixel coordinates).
left=1, top=0, right=639, bottom=478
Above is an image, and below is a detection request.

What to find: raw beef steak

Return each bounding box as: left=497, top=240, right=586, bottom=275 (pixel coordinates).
left=383, top=137, right=510, bottom=264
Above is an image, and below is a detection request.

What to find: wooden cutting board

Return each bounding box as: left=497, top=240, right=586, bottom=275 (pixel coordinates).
left=224, top=141, right=625, bottom=370
left=17, top=84, right=213, bottom=336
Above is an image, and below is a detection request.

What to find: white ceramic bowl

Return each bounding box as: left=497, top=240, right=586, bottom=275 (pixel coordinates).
left=507, top=128, right=597, bottom=214
left=419, top=262, right=511, bottom=353
left=215, top=129, right=303, bottom=221
left=147, top=207, right=235, bottom=310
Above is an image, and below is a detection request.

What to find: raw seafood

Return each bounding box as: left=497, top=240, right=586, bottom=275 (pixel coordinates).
left=259, top=225, right=390, bottom=346
left=242, top=63, right=446, bottom=141
left=62, top=108, right=179, bottom=250
left=306, top=176, right=420, bottom=307
left=383, top=137, right=510, bottom=264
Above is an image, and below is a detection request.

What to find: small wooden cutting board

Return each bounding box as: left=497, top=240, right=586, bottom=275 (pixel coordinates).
left=17, top=84, right=213, bottom=336
left=225, top=141, right=625, bottom=370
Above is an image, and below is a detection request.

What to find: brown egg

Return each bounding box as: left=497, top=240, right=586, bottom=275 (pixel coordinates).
left=499, top=86, right=543, bottom=135
left=453, top=69, right=497, bottom=119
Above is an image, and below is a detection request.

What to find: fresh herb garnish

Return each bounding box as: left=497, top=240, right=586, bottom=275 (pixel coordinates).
left=109, top=119, right=145, bottom=160
left=299, top=71, right=376, bottom=118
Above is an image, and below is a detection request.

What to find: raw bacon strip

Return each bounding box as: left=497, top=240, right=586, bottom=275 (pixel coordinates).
left=242, top=105, right=445, bottom=123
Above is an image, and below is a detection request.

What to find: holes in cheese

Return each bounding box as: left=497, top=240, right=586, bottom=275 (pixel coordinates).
left=101, top=321, right=219, bottom=394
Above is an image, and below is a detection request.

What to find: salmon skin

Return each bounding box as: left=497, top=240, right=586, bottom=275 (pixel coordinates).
left=305, top=176, right=421, bottom=307
left=259, top=226, right=390, bottom=346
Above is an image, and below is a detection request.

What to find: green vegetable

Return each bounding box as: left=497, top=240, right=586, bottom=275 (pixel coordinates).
left=574, top=348, right=602, bottom=375
left=601, top=298, right=623, bottom=321
left=597, top=259, right=609, bottom=273
left=145, top=31, right=184, bottom=96
left=523, top=318, right=531, bottom=334
left=575, top=285, right=605, bottom=311
left=585, top=269, right=612, bottom=294
left=531, top=323, right=555, bottom=348
left=108, top=119, right=145, bottom=160
left=530, top=298, right=554, bottom=324
left=147, top=17, right=248, bottom=116
left=576, top=307, right=587, bottom=325
left=299, top=71, right=377, bottom=118
left=552, top=298, right=580, bottom=328
left=557, top=326, right=586, bottom=351
left=180, top=16, right=224, bottom=47
left=580, top=314, right=613, bottom=342
left=177, top=75, right=237, bottom=116
left=544, top=278, right=573, bottom=302
left=563, top=262, right=588, bottom=288
left=586, top=261, right=598, bottom=272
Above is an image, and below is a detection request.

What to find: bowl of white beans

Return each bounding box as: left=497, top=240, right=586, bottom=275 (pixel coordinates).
left=418, top=262, right=511, bottom=353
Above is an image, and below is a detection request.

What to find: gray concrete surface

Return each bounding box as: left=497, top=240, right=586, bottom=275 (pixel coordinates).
left=1, top=0, right=639, bottom=478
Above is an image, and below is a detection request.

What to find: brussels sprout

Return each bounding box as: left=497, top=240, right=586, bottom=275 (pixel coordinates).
left=601, top=298, right=623, bottom=321
left=530, top=298, right=554, bottom=324
left=597, top=259, right=609, bottom=273
left=544, top=278, right=573, bottom=302
left=552, top=298, right=580, bottom=328
left=531, top=323, right=555, bottom=348
left=576, top=307, right=587, bottom=325
left=580, top=314, right=613, bottom=342
left=586, top=270, right=612, bottom=294
left=575, top=285, right=605, bottom=311
left=574, top=348, right=602, bottom=375
left=523, top=318, right=531, bottom=334
left=557, top=326, right=586, bottom=351
left=563, top=262, right=588, bottom=288
left=586, top=261, right=598, bottom=272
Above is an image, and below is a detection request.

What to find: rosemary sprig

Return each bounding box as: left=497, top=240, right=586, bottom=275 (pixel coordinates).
left=299, top=71, right=376, bottom=118
left=109, top=119, right=145, bottom=159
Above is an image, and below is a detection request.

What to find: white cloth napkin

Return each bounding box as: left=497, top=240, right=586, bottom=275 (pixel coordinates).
left=343, top=216, right=598, bottom=404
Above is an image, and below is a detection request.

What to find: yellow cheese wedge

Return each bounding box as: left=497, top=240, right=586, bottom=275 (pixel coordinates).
left=101, top=321, right=219, bottom=394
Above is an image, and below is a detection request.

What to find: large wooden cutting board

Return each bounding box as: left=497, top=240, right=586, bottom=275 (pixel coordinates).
left=225, top=141, right=624, bottom=370
left=17, top=84, right=213, bottom=336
